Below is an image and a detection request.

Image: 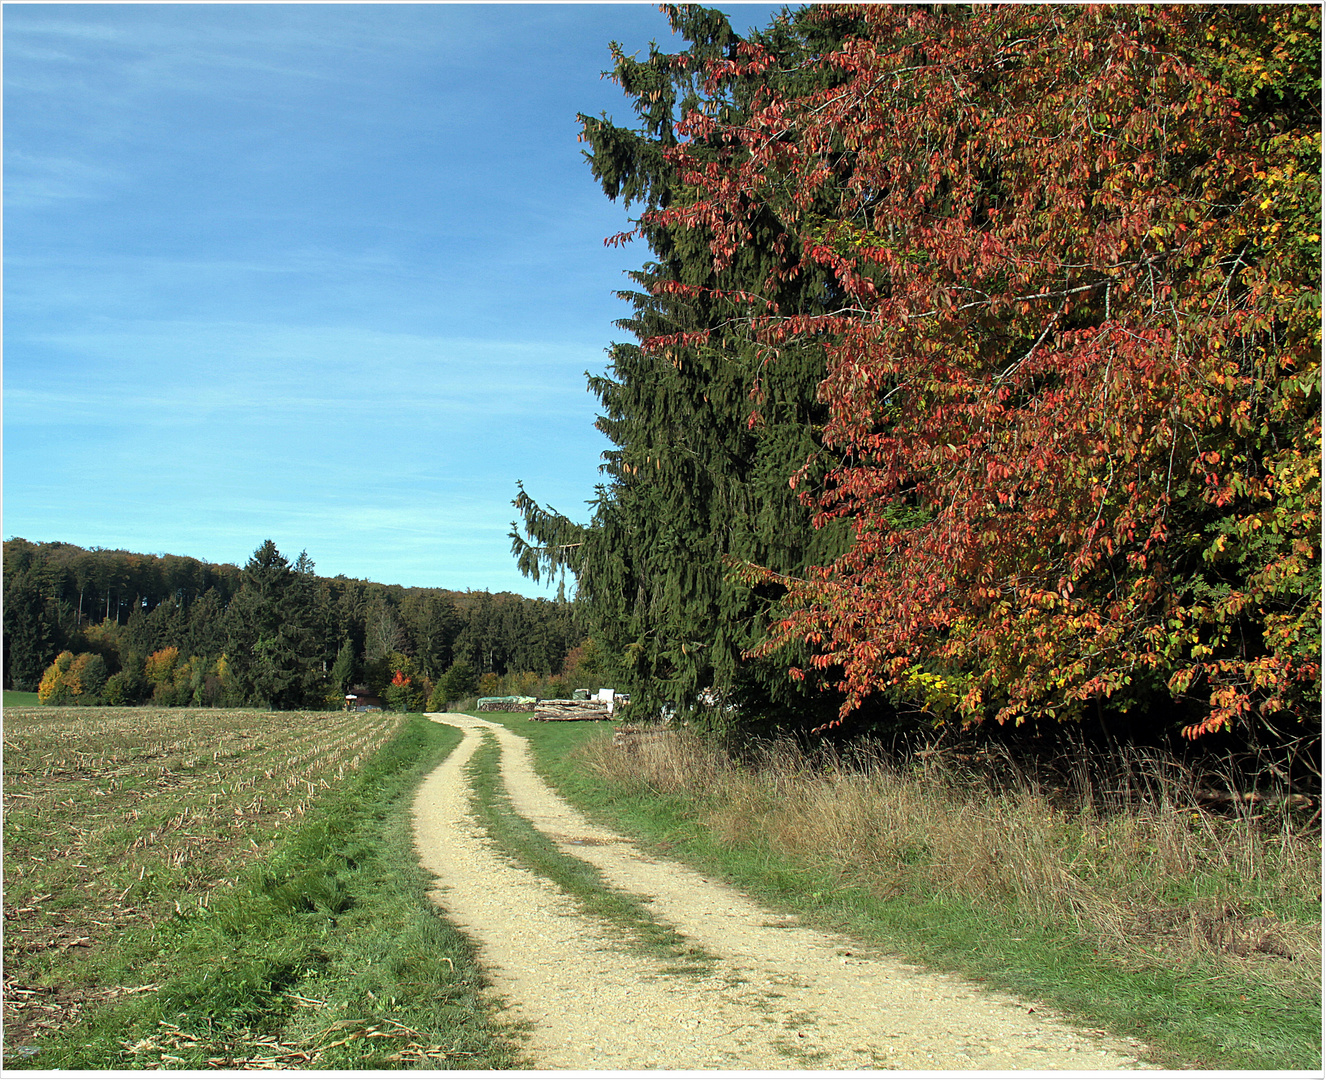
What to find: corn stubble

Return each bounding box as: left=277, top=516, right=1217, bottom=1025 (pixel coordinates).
left=2, top=707, right=405, bottom=1061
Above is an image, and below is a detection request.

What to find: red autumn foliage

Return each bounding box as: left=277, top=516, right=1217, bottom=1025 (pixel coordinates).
left=645, top=5, right=1320, bottom=737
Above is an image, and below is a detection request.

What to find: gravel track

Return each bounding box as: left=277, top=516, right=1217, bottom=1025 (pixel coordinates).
left=412, top=712, right=1154, bottom=1070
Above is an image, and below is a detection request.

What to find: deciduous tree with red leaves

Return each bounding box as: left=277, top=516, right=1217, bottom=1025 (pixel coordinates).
left=642, top=4, right=1320, bottom=747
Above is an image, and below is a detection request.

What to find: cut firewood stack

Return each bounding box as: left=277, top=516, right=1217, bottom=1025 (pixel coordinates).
left=475, top=696, right=536, bottom=712
left=531, top=699, right=611, bottom=722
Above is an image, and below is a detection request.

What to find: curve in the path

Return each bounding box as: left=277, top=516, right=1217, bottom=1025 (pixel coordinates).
left=412, top=712, right=1153, bottom=1070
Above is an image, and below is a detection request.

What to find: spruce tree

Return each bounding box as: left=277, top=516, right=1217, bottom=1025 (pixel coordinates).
left=3, top=567, right=59, bottom=691
left=226, top=540, right=321, bottom=709
left=329, top=637, right=357, bottom=698
left=512, top=6, right=864, bottom=732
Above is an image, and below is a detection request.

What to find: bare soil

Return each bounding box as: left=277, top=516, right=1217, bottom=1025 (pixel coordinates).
left=412, top=713, right=1156, bottom=1070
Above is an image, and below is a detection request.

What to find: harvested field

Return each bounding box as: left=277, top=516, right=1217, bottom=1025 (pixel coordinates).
left=2, top=706, right=406, bottom=1057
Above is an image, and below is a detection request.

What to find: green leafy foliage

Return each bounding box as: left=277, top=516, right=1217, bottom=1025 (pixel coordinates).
left=432, top=659, right=479, bottom=708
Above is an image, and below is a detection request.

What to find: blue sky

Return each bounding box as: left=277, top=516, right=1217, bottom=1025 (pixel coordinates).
left=3, top=2, right=790, bottom=595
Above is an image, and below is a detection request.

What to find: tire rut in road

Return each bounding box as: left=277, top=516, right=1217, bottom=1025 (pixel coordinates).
left=413, top=712, right=1154, bottom=1070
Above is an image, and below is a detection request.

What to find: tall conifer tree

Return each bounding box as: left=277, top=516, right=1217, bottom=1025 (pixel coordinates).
left=512, top=6, right=866, bottom=731
left=226, top=540, right=322, bottom=709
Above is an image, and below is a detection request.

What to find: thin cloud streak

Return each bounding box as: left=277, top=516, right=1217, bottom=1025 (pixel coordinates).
left=3, top=3, right=788, bottom=592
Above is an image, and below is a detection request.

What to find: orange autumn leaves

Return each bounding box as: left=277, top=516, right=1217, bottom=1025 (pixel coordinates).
left=644, top=5, right=1320, bottom=736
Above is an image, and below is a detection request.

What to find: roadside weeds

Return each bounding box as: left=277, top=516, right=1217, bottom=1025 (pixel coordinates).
left=491, top=713, right=1322, bottom=1072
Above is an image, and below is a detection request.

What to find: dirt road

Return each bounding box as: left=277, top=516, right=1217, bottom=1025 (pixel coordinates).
left=412, top=712, right=1154, bottom=1069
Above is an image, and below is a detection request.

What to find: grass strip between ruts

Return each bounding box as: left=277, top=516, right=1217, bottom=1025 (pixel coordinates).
left=464, top=727, right=715, bottom=975
left=17, top=715, right=523, bottom=1070
left=488, top=713, right=1321, bottom=1073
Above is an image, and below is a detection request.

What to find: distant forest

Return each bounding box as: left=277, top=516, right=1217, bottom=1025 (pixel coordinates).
left=4, top=537, right=591, bottom=710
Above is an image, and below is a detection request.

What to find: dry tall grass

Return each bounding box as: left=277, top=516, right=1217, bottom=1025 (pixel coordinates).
left=586, top=730, right=1321, bottom=988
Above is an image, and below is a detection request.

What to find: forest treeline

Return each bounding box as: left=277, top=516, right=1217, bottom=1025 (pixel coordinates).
left=511, top=4, right=1320, bottom=770
left=4, top=537, right=594, bottom=710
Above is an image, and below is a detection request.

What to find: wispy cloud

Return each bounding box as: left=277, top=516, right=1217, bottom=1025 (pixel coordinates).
left=6, top=320, right=606, bottom=420
left=4, top=2, right=787, bottom=590
left=4, top=152, right=129, bottom=206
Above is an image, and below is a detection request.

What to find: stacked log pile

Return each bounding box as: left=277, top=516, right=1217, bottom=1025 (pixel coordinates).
left=476, top=697, right=536, bottom=712
left=532, top=699, right=611, bottom=722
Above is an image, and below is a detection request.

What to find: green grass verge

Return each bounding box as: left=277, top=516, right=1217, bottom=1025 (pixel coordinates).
left=4, top=690, right=42, bottom=707
left=486, top=713, right=1320, bottom=1072
left=17, top=716, right=522, bottom=1070
left=465, top=728, right=714, bottom=974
